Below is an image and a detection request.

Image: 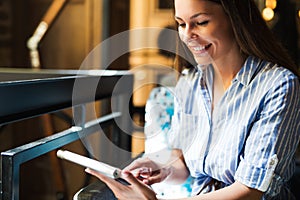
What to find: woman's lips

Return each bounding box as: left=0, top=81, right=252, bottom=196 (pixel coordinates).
left=189, top=43, right=212, bottom=56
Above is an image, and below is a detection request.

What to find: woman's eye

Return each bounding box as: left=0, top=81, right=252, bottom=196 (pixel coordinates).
left=178, top=23, right=186, bottom=28
left=197, top=21, right=209, bottom=26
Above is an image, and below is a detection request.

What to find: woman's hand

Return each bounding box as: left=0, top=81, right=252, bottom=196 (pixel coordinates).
left=123, top=157, right=171, bottom=185
left=85, top=168, right=157, bottom=200
left=124, top=149, right=190, bottom=185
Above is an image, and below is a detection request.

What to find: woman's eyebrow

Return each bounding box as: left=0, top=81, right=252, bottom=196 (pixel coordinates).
left=175, top=12, right=207, bottom=21
left=190, top=12, right=206, bottom=19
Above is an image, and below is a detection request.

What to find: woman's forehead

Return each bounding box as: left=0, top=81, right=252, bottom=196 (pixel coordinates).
left=174, top=0, right=223, bottom=19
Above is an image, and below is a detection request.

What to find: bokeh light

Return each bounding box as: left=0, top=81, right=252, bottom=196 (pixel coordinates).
left=265, top=0, right=277, bottom=10
left=262, top=7, right=275, bottom=21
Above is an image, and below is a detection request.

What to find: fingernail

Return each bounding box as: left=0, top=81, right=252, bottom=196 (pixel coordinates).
left=85, top=168, right=90, bottom=173
left=140, top=167, right=150, bottom=173
left=122, top=170, right=130, bottom=177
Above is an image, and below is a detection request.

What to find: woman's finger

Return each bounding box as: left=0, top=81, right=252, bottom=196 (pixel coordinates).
left=121, top=170, right=144, bottom=186
left=122, top=171, right=154, bottom=192
left=123, top=157, right=154, bottom=171
left=130, top=167, right=152, bottom=179
left=146, top=172, right=164, bottom=185
left=85, top=168, right=125, bottom=192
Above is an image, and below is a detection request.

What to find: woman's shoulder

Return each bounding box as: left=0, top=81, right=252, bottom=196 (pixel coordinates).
left=262, top=60, right=298, bottom=84
left=248, top=56, right=299, bottom=83
left=255, top=58, right=300, bottom=98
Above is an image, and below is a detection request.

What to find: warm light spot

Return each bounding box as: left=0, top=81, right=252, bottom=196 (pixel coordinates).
left=265, top=0, right=277, bottom=10
left=298, top=10, right=300, bottom=18
left=262, top=7, right=274, bottom=21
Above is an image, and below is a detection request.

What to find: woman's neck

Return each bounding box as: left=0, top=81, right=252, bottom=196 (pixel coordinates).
left=213, top=54, right=246, bottom=90
left=210, top=53, right=246, bottom=110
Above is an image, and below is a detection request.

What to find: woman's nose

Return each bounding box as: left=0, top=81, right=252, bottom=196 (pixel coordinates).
left=185, top=25, right=197, bottom=39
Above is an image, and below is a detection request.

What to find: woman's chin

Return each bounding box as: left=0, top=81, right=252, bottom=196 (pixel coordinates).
left=194, top=54, right=213, bottom=66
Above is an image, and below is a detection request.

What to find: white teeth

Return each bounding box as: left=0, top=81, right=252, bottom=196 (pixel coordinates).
left=193, top=46, right=205, bottom=51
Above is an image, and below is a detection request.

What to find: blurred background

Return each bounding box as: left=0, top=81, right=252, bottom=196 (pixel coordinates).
left=0, top=0, right=299, bottom=199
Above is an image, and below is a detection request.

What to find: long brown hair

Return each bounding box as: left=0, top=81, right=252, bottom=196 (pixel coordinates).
left=174, top=0, right=300, bottom=77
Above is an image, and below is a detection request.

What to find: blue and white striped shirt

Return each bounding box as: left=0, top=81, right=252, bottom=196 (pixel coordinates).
left=168, top=56, right=300, bottom=199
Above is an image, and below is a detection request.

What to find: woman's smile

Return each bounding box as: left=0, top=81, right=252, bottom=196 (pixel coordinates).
left=188, top=42, right=212, bottom=57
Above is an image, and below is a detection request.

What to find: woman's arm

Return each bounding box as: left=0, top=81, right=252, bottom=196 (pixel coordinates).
left=167, top=149, right=190, bottom=183
left=86, top=149, right=263, bottom=200
left=86, top=168, right=263, bottom=200
left=180, top=181, right=263, bottom=200
left=154, top=149, right=190, bottom=184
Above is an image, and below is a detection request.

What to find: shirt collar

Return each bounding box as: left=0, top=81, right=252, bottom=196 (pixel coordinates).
left=195, top=56, right=263, bottom=86
left=234, top=56, right=263, bottom=86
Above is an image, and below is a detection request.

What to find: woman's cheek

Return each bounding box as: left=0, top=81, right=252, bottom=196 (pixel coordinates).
left=178, top=28, right=186, bottom=42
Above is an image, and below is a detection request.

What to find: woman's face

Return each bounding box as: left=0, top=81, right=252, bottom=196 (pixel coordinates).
left=175, top=0, right=237, bottom=65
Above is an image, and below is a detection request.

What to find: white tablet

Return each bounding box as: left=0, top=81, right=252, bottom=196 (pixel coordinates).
left=57, top=149, right=121, bottom=179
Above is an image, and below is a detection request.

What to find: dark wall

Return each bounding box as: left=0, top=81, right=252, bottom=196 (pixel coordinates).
left=271, top=0, right=299, bottom=66
left=0, top=0, right=131, bottom=70
left=107, top=0, right=130, bottom=70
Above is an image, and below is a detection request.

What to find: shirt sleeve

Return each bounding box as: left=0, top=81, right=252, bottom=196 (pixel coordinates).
left=234, top=73, right=300, bottom=197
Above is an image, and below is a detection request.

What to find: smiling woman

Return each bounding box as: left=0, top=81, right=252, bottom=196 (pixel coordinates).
left=86, top=0, right=300, bottom=199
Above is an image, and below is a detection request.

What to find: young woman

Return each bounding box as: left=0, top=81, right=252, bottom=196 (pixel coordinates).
left=86, top=0, right=300, bottom=199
